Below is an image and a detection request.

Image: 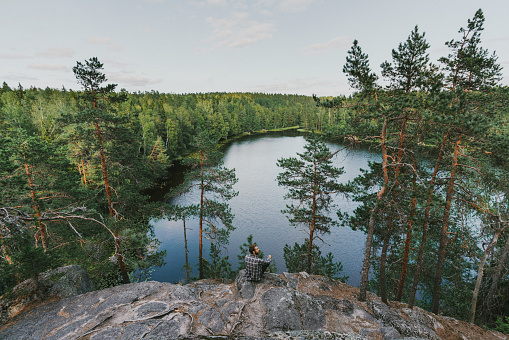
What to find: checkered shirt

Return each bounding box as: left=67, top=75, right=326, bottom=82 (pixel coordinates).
left=245, top=253, right=271, bottom=281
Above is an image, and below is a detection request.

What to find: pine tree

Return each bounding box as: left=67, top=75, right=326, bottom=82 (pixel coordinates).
left=439, top=9, right=502, bottom=91
left=380, top=25, right=432, bottom=93
left=343, top=40, right=378, bottom=93
left=283, top=240, right=346, bottom=281
left=172, top=130, right=238, bottom=279
left=277, top=133, right=345, bottom=274
left=432, top=9, right=503, bottom=314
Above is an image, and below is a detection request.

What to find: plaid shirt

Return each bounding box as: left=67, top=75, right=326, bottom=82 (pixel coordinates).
left=245, top=253, right=271, bottom=281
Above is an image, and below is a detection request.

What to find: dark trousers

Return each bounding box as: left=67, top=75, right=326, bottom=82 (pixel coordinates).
left=261, top=262, right=270, bottom=275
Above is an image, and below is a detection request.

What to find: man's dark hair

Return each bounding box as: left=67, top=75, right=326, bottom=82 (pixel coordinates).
left=248, top=244, right=257, bottom=254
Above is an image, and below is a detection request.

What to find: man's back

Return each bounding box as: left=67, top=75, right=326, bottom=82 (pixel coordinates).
left=245, top=253, right=271, bottom=281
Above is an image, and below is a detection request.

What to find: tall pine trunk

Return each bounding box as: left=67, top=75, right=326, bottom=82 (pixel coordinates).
left=359, top=117, right=388, bottom=301
left=409, top=131, right=449, bottom=308
left=24, top=161, right=47, bottom=251
left=1, top=236, right=12, bottom=264
left=115, top=230, right=130, bottom=284
left=79, top=158, right=88, bottom=186
left=307, top=163, right=318, bottom=274
left=380, top=218, right=392, bottom=304
left=470, top=225, right=507, bottom=323
left=482, top=232, right=509, bottom=322
left=396, top=182, right=417, bottom=301
left=432, top=136, right=461, bottom=314
left=390, top=116, right=411, bottom=302
left=199, top=150, right=205, bottom=280
left=378, top=113, right=407, bottom=304
left=94, top=119, right=130, bottom=284
left=94, top=120, right=114, bottom=217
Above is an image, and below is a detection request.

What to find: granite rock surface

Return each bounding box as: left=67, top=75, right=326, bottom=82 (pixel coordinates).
left=0, top=269, right=506, bottom=340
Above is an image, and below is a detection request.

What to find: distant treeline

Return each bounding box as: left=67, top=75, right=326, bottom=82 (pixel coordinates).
left=0, top=82, right=332, bottom=162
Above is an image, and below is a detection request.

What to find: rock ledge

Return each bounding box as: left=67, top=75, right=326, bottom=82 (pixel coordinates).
left=0, top=270, right=506, bottom=340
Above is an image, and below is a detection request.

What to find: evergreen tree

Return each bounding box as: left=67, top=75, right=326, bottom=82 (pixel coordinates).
left=439, top=9, right=502, bottom=91
left=380, top=25, right=433, bottom=93
left=343, top=40, right=378, bottom=93
left=70, top=57, right=131, bottom=283
left=63, top=58, right=166, bottom=286
left=172, top=130, right=238, bottom=279
left=277, top=133, right=345, bottom=274
left=431, top=9, right=503, bottom=314
left=283, top=240, right=347, bottom=281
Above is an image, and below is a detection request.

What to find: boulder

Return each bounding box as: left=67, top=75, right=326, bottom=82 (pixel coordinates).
left=0, top=265, right=94, bottom=323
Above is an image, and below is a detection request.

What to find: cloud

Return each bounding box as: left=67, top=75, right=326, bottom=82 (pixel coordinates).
left=207, top=0, right=227, bottom=6
left=206, top=12, right=274, bottom=48
left=278, top=0, right=314, bottom=13
left=87, top=37, right=124, bottom=51
left=301, top=36, right=350, bottom=54
left=102, top=60, right=132, bottom=68
left=109, top=74, right=163, bottom=87
left=28, top=63, right=68, bottom=71
left=486, top=36, right=509, bottom=43
left=257, top=0, right=276, bottom=7
left=110, top=44, right=125, bottom=51
left=139, top=26, right=153, bottom=34
left=250, top=77, right=342, bottom=95
left=3, top=72, right=38, bottom=82
left=37, top=47, right=75, bottom=58
left=259, top=9, right=274, bottom=16
left=87, top=37, right=112, bottom=45
left=0, top=53, right=31, bottom=60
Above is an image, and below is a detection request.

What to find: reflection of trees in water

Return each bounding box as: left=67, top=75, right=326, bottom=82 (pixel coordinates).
left=152, top=134, right=377, bottom=286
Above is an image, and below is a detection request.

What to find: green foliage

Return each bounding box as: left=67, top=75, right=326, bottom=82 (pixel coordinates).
left=1, top=67, right=319, bottom=291
left=277, top=133, right=346, bottom=273
left=277, top=134, right=345, bottom=232
left=493, top=316, right=509, bottom=334
left=380, top=25, right=437, bottom=92
left=0, top=59, right=172, bottom=291
left=337, top=8, right=508, bottom=323
left=203, top=243, right=234, bottom=281
left=170, top=130, right=239, bottom=279
left=0, top=260, right=17, bottom=296
left=72, top=57, right=117, bottom=103
left=439, top=9, right=502, bottom=91
left=9, top=232, right=52, bottom=281
left=343, top=40, right=378, bottom=93
left=0, top=9, right=508, bottom=327
left=283, top=241, right=347, bottom=282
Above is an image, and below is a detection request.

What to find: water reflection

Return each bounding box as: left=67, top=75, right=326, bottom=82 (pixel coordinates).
left=150, top=132, right=380, bottom=286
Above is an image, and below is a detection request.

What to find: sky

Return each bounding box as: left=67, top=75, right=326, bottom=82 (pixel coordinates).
left=1, top=0, right=509, bottom=97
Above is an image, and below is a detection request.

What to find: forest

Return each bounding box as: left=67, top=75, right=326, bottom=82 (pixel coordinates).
left=0, top=8, right=508, bottom=332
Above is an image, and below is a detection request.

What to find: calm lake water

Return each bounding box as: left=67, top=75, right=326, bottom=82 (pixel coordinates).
left=150, top=131, right=380, bottom=286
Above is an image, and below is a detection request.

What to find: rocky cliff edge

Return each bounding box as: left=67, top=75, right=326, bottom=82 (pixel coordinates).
left=0, top=269, right=506, bottom=340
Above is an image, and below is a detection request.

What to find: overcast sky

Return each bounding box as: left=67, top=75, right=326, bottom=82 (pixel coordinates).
left=1, top=0, right=508, bottom=96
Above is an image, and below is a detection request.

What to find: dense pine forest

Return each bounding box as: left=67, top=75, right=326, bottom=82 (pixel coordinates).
left=1, top=8, right=509, bottom=332
left=0, top=76, right=322, bottom=286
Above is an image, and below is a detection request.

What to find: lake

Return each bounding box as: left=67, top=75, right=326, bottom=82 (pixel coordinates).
left=150, top=131, right=380, bottom=286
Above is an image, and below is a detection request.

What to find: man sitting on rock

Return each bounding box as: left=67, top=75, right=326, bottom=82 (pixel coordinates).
left=245, top=244, right=272, bottom=281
